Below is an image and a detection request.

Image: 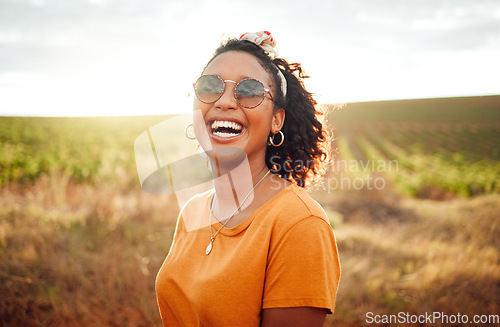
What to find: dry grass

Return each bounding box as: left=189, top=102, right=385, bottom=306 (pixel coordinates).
left=317, top=187, right=500, bottom=326
left=0, top=173, right=178, bottom=327
left=2, top=105, right=498, bottom=326
left=1, top=174, right=498, bottom=326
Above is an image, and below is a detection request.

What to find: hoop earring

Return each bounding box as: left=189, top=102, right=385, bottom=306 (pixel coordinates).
left=185, top=123, right=196, bottom=140
left=269, top=130, right=284, bottom=147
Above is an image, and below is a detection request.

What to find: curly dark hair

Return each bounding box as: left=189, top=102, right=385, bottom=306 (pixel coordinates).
left=204, top=38, right=331, bottom=188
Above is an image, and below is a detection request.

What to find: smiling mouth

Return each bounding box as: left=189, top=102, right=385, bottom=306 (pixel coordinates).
left=210, top=120, right=244, bottom=138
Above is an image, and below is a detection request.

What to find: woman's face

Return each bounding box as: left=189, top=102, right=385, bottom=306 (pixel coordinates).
left=193, top=50, right=285, bottom=166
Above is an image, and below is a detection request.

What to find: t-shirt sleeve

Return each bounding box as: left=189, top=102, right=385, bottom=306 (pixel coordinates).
left=262, top=216, right=341, bottom=314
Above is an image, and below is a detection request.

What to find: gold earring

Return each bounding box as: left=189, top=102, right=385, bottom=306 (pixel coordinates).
left=269, top=130, right=284, bottom=147
left=185, top=123, right=196, bottom=140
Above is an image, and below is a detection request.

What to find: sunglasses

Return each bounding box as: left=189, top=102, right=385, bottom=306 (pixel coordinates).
left=193, top=75, right=273, bottom=109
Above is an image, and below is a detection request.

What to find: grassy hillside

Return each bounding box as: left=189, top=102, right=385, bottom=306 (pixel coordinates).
left=1, top=96, right=499, bottom=326
left=327, top=95, right=500, bottom=197
left=0, top=115, right=169, bottom=187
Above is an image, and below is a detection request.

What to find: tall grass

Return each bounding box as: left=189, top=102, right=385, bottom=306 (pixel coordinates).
left=1, top=96, right=499, bottom=326
left=0, top=177, right=178, bottom=326
left=317, top=187, right=500, bottom=326
left=2, top=176, right=498, bottom=326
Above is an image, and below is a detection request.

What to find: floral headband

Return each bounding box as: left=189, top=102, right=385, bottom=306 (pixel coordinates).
left=239, top=31, right=287, bottom=99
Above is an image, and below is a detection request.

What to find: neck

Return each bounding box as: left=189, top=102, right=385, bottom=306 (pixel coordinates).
left=210, top=157, right=269, bottom=221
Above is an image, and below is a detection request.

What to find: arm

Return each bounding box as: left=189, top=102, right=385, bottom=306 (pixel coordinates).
left=262, top=216, right=340, bottom=326
left=261, top=307, right=327, bottom=327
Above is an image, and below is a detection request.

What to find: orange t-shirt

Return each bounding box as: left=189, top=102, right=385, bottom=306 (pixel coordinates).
left=156, top=184, right=341, bottom=326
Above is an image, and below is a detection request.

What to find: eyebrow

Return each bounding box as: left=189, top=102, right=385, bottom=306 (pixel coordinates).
left=235, top=76, right=272, bottom=87
left=215, top=75, right=253, bottom=81
left=202, top=74, right=273, bottom=88
left=203, top=74, right=260, bottom=81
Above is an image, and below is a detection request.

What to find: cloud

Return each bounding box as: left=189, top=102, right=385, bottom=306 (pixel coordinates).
left=0, top=0, right=499, bottom=115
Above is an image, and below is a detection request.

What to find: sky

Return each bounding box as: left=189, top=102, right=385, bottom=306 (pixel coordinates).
left=0, top=0, right=499, bottom=117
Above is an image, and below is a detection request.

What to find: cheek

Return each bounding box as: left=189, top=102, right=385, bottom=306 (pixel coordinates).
left=193, top=99, right=211, bottom=118
left=247, top=110, right=273, bottom=132
left=193, top=97, right=204, bottom=110
left=192, top=107, right=213, bottom=152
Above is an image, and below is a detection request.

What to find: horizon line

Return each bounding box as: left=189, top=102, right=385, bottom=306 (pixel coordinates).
left=1, top=93, right=499, bottom=118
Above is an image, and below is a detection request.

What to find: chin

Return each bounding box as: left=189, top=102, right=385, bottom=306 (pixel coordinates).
left=205, top=146, right=248, bottom=170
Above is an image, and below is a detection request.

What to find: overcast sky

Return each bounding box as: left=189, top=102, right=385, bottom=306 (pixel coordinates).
left=1, top=0, right=499, bottom=116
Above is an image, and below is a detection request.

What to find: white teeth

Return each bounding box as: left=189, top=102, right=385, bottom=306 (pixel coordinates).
left=210, top=120, right=242, bottom=131
left=214, top=131, right=237, bottom=138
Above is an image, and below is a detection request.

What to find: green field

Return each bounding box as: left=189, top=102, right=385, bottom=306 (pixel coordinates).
left=0, top=115, right=169, bottom=188
left=327, top=95, right=500, bottom=197
left=1, top=96, right=498, bottom=197
left=1, top=96, right=499, bottom=326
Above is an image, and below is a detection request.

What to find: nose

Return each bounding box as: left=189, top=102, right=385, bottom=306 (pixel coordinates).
left=214, top=80, right=238, bottom=110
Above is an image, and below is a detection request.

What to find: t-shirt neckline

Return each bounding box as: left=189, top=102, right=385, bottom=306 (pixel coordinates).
left=206, top=184, right=298, bottom=236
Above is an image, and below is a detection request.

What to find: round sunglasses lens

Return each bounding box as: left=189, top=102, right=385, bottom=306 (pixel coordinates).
left=236, top=79, right=265, bottom=108
left=195, top=75, right=224, bottom=103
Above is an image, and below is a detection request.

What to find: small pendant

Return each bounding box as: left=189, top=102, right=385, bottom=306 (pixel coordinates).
left=205, top=241, right=213, bottom=255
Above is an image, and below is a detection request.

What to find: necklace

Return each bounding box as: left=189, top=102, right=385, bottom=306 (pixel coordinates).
left=206, top=169, right=271, bottom=255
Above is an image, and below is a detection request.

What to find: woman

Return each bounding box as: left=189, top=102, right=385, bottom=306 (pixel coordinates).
left=156, top=31, right=340, bottom=326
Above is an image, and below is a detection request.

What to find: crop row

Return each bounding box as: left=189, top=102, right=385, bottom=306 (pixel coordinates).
left=1, top=108, right=499, bottom=198
left=333, top=121, right=499, bottom=197
left=0, top=116, right=168, bottom=188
